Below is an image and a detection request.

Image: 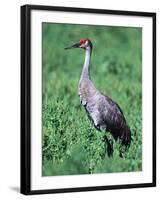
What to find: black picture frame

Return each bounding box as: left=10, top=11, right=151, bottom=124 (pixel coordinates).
left=21, top=4, right=156, bottom=195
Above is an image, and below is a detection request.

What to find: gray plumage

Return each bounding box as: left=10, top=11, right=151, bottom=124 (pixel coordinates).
left=65, top=38, right=131, bottom=156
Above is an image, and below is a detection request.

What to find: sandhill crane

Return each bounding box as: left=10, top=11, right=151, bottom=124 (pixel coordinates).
left=65, top=38, right=131, bottom=157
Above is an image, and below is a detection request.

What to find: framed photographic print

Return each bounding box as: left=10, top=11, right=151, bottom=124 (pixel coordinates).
left=21, top=4, right=156, bottom=195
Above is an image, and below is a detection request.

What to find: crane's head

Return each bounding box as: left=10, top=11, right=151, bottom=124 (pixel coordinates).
left=65, top=38, right=93, bottom=50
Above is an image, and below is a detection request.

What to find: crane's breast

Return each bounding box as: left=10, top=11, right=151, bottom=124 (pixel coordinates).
left=78, top=80, right=98, bottom=106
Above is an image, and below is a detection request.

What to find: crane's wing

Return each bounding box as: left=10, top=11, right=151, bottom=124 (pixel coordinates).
left=98, top=94, right=131, bottom=146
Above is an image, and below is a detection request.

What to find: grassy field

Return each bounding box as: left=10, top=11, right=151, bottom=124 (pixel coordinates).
left=42, top=23, right=142, bottom=176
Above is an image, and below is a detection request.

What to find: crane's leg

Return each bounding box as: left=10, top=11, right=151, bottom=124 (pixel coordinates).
left=102, top=135, right=113, bottom=157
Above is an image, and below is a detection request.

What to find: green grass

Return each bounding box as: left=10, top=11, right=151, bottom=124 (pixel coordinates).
left=42, top=23, right=142, bottom=176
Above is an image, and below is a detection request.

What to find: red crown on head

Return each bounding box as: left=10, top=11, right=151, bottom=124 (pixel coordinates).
left=80, top=38, right=88, bottom=44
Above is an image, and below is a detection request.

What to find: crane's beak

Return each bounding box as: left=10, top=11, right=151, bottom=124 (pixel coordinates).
left=64, top=42, right=80, bottom=49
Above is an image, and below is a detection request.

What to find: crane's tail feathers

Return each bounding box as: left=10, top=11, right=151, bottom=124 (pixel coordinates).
left=118, top=126, right=131, bottom=157
left=120, top=125, right=131, bottom=148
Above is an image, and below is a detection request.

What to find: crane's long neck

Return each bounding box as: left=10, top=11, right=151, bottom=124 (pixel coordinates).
left=80, top=47, right=91, bottom=80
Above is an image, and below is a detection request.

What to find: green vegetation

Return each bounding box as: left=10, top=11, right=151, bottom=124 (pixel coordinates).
left=42, top=23, right=142, bottom=176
